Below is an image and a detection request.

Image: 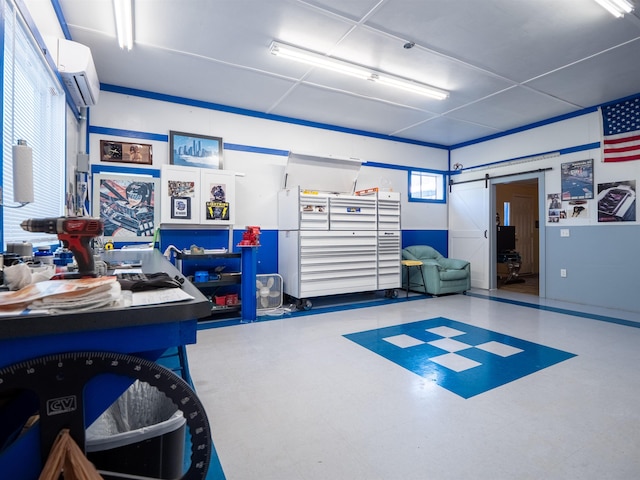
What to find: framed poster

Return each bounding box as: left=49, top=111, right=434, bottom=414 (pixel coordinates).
left=561, top=159, right=594, bottom=200
left=100, top=140, right=153, bottom=165
left=169, top=131, right=223, bottom=169
left=171, top=197, right=191, bottom=219
left=93, top=174, right=160, bottom=242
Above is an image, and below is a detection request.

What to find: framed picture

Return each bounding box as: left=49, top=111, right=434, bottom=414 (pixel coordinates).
left=93, top=174, right=160, bottom=242
left=171, top=196, right=191, bottom=219
left=561, top=159, right=594, bottom=201
left=169, top=131, right=223, bottom=169
left=100, top=140, right=153, bottom=165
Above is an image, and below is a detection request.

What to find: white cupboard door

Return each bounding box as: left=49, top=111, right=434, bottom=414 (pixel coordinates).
left=160, top=165, right=201, bottom=225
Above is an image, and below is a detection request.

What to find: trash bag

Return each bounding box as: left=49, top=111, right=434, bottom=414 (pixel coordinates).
left=85, top=380, right=186, bottom=478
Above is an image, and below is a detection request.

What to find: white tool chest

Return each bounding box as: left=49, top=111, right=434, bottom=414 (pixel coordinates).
left=278, top=153, right=401, bottom=304
left=377, top=191, right=401, bottom=289
left=279, top=230, right=378, bottom=298
left=329, top=195, right=377, bottom=230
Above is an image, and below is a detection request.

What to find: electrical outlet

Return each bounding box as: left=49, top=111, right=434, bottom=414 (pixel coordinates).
left=560, top=229, right=570, bottom=237
left=560, top=269, right=567, bottom=278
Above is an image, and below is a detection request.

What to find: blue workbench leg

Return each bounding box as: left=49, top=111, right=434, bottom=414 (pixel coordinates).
left=240, top=246, right=258, bottom=322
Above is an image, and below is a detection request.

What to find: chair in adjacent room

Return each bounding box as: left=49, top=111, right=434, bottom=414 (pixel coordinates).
left=401, top=245, right=471, bottom=296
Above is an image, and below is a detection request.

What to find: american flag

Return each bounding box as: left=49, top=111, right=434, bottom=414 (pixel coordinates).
left=601, top=97, right=640, bottom=162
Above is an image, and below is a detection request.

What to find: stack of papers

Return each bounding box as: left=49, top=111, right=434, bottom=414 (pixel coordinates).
left=0, top=277, right=120, bottom=314
left=0, top=276, right=196, bottom=316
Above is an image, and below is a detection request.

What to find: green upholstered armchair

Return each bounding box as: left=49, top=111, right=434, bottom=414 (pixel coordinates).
left=401, top=245, right=470, bottom=295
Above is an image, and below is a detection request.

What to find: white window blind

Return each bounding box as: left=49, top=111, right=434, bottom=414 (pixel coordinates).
left=3, top=0, right=65, bottom=247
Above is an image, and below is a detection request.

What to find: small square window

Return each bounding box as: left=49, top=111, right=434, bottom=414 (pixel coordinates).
left=409, top=170, right=445, bottom=203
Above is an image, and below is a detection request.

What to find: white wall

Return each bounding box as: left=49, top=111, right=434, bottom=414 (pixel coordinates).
left=451, top=110, right=640, bottom=312
left=88, top=92, right=449, bottom=230
left=452, top=110, right=640, bottom=228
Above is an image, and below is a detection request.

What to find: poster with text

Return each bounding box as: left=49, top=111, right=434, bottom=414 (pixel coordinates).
left=561, top=159, right=594, bottom=200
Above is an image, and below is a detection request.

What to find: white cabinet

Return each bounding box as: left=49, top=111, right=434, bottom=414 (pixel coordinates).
left=329, top=195, right=377, bottom=230
left=377, top=191, right=401, bottom=230
left=278, top=188, right=329, bottom=230
left=376, top=191, right=401, bottom=290
left=160, top=165, right=236, bottom=226
left=279, top=230, right=378, bottom=298
left=278, top=188, right=401, bottom=301
left=378, top=230, right=401, bottom=289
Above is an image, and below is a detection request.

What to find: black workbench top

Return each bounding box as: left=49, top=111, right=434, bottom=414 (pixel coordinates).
left=0, top=249, right=211, bottom=340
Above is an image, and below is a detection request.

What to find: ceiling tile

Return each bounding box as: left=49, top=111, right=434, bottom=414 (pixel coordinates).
left=526, top=39, right=640, bottom=107
left=270, top=83, right=437, bottom=137
left=445, top=86, right=582, bottom=131
left=395, top=116, right=500, bottom=146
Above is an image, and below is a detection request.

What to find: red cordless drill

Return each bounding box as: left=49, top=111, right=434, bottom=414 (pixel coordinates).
left=21, top=217, right=104, bottom=276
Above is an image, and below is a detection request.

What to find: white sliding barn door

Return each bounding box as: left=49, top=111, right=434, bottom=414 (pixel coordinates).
left=448, top=181, right=490, bottom=289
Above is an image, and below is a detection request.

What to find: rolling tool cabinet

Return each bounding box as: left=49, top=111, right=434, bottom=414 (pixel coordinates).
left=278, top=153, right=401, bottom=308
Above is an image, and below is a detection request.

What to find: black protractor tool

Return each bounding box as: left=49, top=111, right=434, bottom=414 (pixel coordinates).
left=0, top=351, right=211, bottom=480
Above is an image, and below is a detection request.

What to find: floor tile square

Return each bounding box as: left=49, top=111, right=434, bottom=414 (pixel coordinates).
left=382, top=334, right=425, bottom=348
left=426, top=326, right=465, bottom=337
left=476, top=341, right=524, bottom=357
left=428, top=337, right=472, bottom=353
left=430, top=353, right=481, bottom=372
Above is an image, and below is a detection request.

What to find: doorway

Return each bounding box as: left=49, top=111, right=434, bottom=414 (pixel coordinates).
left=494, top=178, right=540, bottom=296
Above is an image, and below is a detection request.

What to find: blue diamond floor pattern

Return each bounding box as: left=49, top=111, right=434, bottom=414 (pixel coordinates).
left=343, top=317, right=576, bottom=398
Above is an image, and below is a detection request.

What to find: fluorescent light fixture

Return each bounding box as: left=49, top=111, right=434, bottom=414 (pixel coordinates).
left=113, top=0, right=133, bottom=50
left=592, top=0, right=634, bottom=17
left=269, top=41, right=449, bottom=100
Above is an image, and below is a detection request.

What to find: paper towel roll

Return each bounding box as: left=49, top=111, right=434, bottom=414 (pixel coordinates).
left=13, top=140, right=34, bottom=204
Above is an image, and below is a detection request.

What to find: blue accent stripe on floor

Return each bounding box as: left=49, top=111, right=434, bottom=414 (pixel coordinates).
left=465, top=292, right=640, bottom=329
left=197, top=295, right=426, bottom=331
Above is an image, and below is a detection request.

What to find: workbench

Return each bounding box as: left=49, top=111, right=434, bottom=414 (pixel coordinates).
left=0, top=249, right=212, bottom=479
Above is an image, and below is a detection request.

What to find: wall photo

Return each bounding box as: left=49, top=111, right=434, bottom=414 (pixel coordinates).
left=547, top=193, right=562, bottom=222
left=169, top=131, right=223, bottom=169
left=100, top=140, right=153, bottom=165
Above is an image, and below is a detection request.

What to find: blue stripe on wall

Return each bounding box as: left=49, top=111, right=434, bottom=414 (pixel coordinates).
left=89, top=126, right=168, bottom=142
left=90, top=164, right=161, bottom=177
left=224, top=143, right=289, bottom=156
left=160, top=228, right=279, bottom=275
left=402, top=230, right=448, bottom=256
left=160, top=229, right=446, bottom=279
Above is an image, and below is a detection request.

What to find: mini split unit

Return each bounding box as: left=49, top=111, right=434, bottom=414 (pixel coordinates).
left=50, top=38, right=100, bottom=108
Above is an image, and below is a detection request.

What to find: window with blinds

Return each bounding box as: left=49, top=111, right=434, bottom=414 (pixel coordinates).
left=3, top=0, right=65, bottom=247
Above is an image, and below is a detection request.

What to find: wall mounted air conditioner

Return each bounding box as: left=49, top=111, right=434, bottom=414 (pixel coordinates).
left=52, top=38, right=100, bottom=108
